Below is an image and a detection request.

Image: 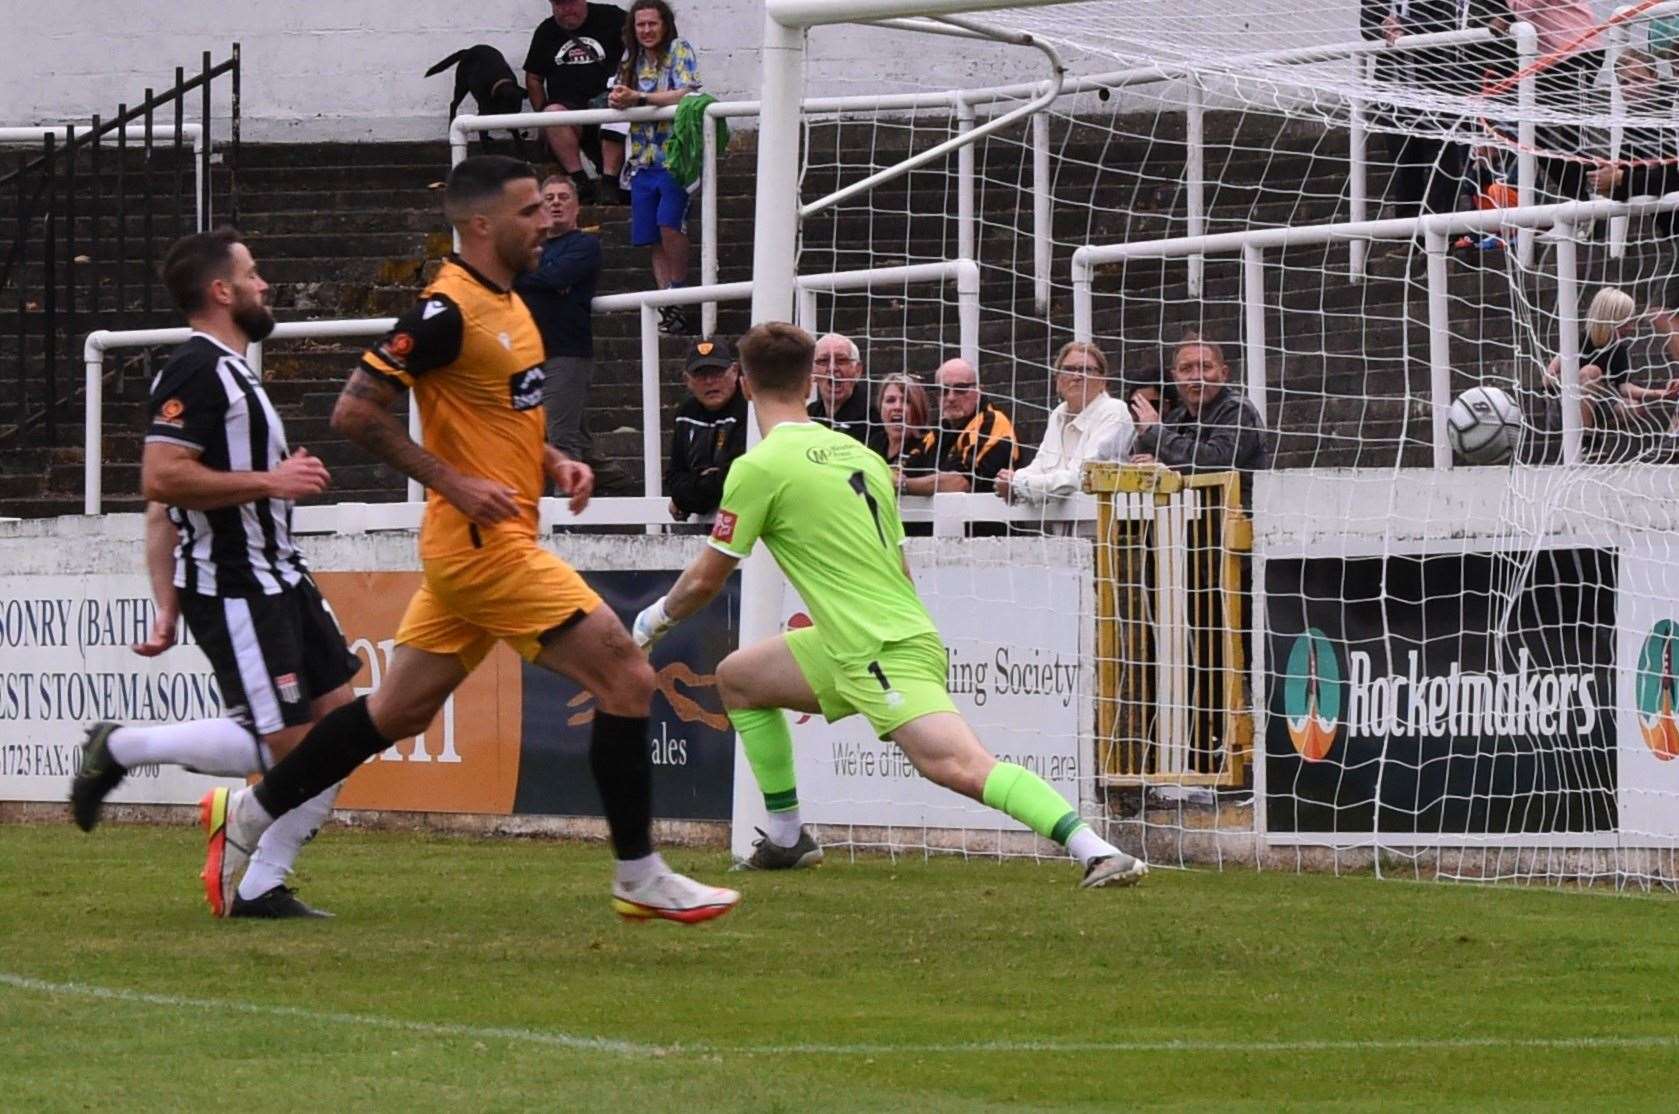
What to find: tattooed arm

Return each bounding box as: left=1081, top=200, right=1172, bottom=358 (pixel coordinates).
left=331, top=369, right=518, bottom=525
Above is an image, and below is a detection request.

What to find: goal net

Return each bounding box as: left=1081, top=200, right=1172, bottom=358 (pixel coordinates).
left=749, top=0, right=1679, bottom=887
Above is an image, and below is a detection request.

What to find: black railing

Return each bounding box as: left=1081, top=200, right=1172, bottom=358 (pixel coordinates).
left=1, top=45, right=240, bottom=443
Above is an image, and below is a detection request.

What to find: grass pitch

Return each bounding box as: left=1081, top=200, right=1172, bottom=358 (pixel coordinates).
left=2, top=824, right=1676, bottom=1112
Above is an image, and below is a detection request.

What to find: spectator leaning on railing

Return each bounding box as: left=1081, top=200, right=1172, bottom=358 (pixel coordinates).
left=896, top=357, right=1019, bottom=496
left=995, top=341, right=1133, bottom=508
left=1591, top=49, right=1679, bottom=212
left=877, top=372, right=930, bottom=467
left=609, top=0, right=701, bottom=336
left=665, top=336, right=747, bottom=521
left=515, top=175, right=630, bottom=493
left=525, top=0, right=628, bottom=204
left=1508, top=0, right=1606, bottom=205
left=1099, top=338, right=1270, bottom=477
left=809, top=332, right=889, bottom=458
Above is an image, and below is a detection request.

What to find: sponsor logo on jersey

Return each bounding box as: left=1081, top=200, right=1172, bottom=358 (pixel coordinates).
left=712, top=510, right=738, bottom=543
left=508, top=365, right=546, bottom=411
left=274, top=672, right=302, bottom=705
left=157, top=398, right=186, bottom=427
left=805, top=443, right=862, bottom=466
left=1282, top=629, right=1341, bottom=761
left=1636, top=619, right=1679, bottom=761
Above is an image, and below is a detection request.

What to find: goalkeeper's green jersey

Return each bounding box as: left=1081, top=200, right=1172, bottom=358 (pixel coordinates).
left=708, top=420, right=937, bottom=664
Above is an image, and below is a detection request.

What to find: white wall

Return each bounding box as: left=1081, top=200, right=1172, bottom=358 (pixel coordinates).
left=2, top=0, right=1354, bottom=142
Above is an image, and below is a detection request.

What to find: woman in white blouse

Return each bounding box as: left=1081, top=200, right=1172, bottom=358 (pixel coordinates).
left=994, top=341, right=1133, bottom=506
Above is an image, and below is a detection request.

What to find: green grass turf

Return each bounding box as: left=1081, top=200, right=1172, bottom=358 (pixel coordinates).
left=1, top=824, right=1676, bottom=1112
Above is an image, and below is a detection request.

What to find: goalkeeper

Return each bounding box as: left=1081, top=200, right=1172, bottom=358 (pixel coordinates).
left=634, top=322, right=1146, bottom=888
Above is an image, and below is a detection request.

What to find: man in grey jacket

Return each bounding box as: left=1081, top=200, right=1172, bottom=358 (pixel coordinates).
left=1102, top=339, right=1269, bottom=476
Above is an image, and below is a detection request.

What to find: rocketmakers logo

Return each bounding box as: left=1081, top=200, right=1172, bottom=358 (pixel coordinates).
left=1283, top=628, right=1342, bottom=762
left=1636, top=619, right=1679, bottom=761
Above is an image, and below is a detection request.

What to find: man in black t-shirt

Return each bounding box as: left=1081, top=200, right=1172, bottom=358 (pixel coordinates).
left=525, top=0, right=627, bottom=204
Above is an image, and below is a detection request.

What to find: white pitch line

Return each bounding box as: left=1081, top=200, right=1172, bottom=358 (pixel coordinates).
left=4, top=972, right=1678, bottom=1059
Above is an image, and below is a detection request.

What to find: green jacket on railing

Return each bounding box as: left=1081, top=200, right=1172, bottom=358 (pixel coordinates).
left=665, top=92, right=727, bottom=189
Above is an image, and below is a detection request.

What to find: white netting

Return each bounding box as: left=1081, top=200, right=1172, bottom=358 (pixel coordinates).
left=762, top=2, right=1679, bottom=888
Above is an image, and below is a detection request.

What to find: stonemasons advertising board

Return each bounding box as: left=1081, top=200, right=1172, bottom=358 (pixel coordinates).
left=0, top=573, right=243, bottom=805
left=729, top=538, right=1095, bottom=859
left=0, top=557, right=739, bottom=819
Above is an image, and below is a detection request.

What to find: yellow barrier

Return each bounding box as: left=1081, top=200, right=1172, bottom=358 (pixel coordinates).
left=1084, top=463, right=1253, bottom=787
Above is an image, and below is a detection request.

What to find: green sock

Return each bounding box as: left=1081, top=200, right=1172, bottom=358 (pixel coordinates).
left=728, top=706, right=799, bottom=813
left=981, top=762, right=1086, bottom=845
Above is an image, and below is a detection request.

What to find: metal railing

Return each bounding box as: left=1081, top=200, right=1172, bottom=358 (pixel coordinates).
left=1070, top=192, right=1679, bottom=469
left=80, top=259, right=979, bottom=513
left=448, top=21, right=1538, bottom=333
left=3, top=46, right=239, bottom=443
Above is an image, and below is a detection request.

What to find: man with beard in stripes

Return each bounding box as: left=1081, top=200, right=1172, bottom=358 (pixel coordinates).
left=68, top=228, right=358, bottom=919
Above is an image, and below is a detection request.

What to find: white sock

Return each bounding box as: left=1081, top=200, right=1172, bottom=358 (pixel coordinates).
left=765, top=807, right=803, bottom=847
left=1066, top=825, right=1119, bottom=867
left=614, top=852, right=669, bottom=887
left=107, top=718, right=270, bottom=778
left=228, top=786, right=275, bottom=846
left=237, top=781, right=342, bottom=901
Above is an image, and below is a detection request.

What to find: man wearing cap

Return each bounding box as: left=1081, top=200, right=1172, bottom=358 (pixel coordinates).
left=808, top=332, right=889, bottom=458
left=665, top=337, right=747, bottom=521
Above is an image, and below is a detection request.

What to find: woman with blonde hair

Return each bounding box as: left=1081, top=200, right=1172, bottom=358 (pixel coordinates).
left=997, top=340, right=1132, bottom=508
left=1545, top=286, right=1679, bottom=433
left=876, top=372, right=930, bottom=466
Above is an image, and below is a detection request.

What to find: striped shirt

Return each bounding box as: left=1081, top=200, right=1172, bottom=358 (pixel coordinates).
left=145, top=332, right=306, bottom=597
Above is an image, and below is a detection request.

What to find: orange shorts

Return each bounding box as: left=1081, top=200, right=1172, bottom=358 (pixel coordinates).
left=395, top=536, right=603, bottom=670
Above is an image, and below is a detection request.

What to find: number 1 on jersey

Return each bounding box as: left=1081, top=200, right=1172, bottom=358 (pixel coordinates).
left=848, top=470, right=887, bottom=546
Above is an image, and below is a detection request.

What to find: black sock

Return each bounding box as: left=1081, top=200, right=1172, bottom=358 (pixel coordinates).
left=252, top=696, right=388, bottom=819
left=588, top=711, right=653, bottom=861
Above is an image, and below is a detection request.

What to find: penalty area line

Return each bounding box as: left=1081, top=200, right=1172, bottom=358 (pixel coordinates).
left=3, top=972, right=1677, bottom=1059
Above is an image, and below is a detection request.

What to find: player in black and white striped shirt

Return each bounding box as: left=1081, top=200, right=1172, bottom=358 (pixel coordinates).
left=69, top=229, right=359, bottom=919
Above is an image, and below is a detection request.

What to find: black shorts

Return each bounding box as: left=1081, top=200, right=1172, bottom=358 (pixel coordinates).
left=180, top=578, right=361, bottom=738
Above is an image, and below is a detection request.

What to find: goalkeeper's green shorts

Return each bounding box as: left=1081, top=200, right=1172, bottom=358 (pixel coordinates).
left=786, top=627, right=956, bottom=740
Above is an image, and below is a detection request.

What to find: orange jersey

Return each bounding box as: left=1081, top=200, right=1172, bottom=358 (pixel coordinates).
left=361, top=256, right=547, bottom=557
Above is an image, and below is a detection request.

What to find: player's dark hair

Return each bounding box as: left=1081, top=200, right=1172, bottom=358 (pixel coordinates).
left=738, top=322, right=816, bottom=395
left=161, top=227, right=243, bottom=316
left=444, top=155, right=538, bottom=223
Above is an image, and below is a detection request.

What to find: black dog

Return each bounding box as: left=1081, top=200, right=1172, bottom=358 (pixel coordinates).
left=425, top=45, right=529, bottom=156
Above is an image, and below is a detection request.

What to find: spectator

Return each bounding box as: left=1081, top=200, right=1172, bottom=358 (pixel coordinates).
left=1359, top=1, right=1508, bottom=223
left=1108, top=339, right=1270, bottom=476
left=525, top=0, right=628, bottom=204
left=995, top=341, right=1133, bottom=507
left=809, top=333, right=889, bottom=458
left=609, top=0, right=701, bottom=335
left=665, top=336, right=747, bottom=520
left=1508, top=0, right=1606, bottom=203
left=877, top=372, right=930, bottom=466
left=1123, top=372, right=1172, bottom=419
left=1592, top=50, right=1679, bottom=208
left=897, top=357, right=1019, bottom=496
left=1543, top=286, right=1679, bottom=437
left=516, top=175, right=629, bottom=492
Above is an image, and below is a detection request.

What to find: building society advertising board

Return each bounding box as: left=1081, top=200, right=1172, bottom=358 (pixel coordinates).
left=744, top=553, right=1094, bottom=838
